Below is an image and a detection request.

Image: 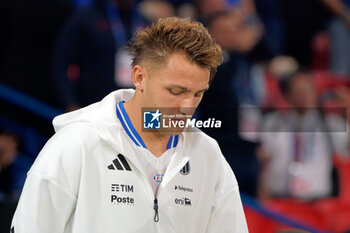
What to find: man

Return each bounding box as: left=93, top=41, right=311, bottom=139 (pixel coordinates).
left=11, top=17, right=248, bottom=232
left=258, top=70, right=349, bottom=200
left=199, top=10, right=264, bottom=196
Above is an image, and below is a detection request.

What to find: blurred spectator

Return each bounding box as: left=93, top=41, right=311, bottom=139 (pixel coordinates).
left=320, top=0, right=350, bottom=77
left=208, top=9, right=263, bottom=55
left=196, top=0, right=227, bottom=17
left=269, top=56, right=299, bottom=78
left=196, top=0, right=257, bottom=18
left=53, top=0, right=147, bottom=111
left=196, top=0, right=283, bottom=56
left=0, top=131, right=26, bottom=233
left=0, top=0, right=71, bottom=107
left=281, top=0, right=330, bottom=67
left=198, top=10, right=269, bottom=196
left=139, top=0, right=175, bottom=22
left=0, top=130, right=35, bottom=232
left=206, top=10, right=273, bottom=105
left=262, top=56, right=299, bottom=108
left=177, top=3, right=197, bottom=21
left=0, top=132, right=19, bottom=200
left=0, top=131, right=29, bottom=201
left=258, top=70, right=350, bottom=201
left=254, top=0, right=284, bottom=55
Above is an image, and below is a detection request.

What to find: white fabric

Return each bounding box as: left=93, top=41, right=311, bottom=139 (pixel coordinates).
left=11, top=89, right=248, bottom=233
left=138, top=147, right=175, bottom=195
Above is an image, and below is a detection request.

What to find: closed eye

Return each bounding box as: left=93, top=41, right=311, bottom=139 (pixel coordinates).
left=194, top=90, right=207, bottom=97
left=168, top=88, right=186, bottom=96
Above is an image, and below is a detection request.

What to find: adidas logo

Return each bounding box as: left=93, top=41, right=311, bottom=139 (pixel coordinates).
left=108, top=154, right=132, bottom=171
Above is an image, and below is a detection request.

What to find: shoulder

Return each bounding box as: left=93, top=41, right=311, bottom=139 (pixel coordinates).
left=183, top=130, right=228, bottom=170
left=190, top=131, right=239, bottom=186
left=48, top=122, right=102, bottom=152
left=198, top=131, right=222, bottom=154
left=25, top=123, right=103, bottom=197
left=184, top=129, right=222, bottom=155
left=54, top=122, right=100, bottom=141
left=30, top=123, right=101, bottom=176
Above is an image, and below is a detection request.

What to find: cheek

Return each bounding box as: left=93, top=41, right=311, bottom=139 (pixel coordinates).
left=194, top=96, right=203, bottom=107
left=147, top=90, right=175, bottom=108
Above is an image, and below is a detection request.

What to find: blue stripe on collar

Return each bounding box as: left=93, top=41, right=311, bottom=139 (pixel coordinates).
left=166, top=135, right=179, bottom=149
left=117, top=101, right=147, bottom=148
left=173, top=135, right=179, bottom=147
left=116, top=101, right=179, bottom=150
left=166, top=135, right=173, bottom=150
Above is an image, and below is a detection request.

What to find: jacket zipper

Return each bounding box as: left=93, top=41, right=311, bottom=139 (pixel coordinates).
left=139, top=170, right=160, bottom=223
left=153, top=198, right=159, bottom=222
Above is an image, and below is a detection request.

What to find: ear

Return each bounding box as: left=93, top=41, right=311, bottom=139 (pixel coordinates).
left=132, top=65, right=145, bottom=92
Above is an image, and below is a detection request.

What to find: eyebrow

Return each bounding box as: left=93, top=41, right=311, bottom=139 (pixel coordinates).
left=167, top=85, right=209, bottom=93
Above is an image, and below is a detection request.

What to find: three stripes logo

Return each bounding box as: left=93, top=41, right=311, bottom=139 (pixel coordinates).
left=108, top=154, right=132, bottom=171
left=179, top=161, right=190, bottom=175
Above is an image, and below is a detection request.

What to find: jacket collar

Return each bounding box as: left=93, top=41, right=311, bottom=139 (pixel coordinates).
left=116, top=100, right=178, bottom=150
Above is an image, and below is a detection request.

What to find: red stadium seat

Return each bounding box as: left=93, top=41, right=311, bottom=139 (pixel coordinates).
left=333, top=155, right=350, bottom=203
left=263, top=199, right=328, bottom=231
left=311, top=31, right=330, bottom=71
left=315, top=198, right=350, bottom=233
left=313, top=71, right=350, bottom=94
left=315, top=155, right=350, bottom=232
left=244, top=206, right=276, bottom=233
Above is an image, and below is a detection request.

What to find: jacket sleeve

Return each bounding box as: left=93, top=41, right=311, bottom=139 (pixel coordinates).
left=205, top=152, right=249, bottom=233
left=10, top=128, right=84, bottom=233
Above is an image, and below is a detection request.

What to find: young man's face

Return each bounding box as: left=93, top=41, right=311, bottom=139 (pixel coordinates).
left=142, top=53, right=210, bottom=116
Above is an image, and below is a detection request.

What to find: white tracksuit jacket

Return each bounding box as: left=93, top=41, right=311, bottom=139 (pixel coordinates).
left=11, top=89, right=248, bottom=233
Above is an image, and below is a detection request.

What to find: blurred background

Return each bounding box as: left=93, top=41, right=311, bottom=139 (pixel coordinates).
left=1, top=0, right=350, bottom=232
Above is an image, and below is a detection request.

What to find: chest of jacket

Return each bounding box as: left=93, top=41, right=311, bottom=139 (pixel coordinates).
left=70, top=146, right=217, bottom=233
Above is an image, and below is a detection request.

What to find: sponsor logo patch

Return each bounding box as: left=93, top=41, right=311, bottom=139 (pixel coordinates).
left=110, top=184, right=135, bottom=205
left=175, top=197, right=192, bottom=207
left=179, top=162, right=190, bottom=175
left=111, top=184, right=134, bottom=192
left=111, top=195, right=135, bottom=205
left=175, top=185, right=193, bottom=192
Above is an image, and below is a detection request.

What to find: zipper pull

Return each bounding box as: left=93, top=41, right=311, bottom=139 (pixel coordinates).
left=153, top=198, right=159, bottom=222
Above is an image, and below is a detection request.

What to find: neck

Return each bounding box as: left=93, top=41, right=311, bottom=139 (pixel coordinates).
left=124, top=97, right=171, bottom=157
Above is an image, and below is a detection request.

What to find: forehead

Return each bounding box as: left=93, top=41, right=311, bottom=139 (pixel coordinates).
left=147, top=53, right=210, bottom=87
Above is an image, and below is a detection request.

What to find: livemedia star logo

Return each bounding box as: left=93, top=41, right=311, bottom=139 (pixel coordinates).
left=143, top=110, right=161, bottom=129
left=142, top=108, right=221, bottom=131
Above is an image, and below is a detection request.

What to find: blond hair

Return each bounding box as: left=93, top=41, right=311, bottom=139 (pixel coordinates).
left=129, top=17, right=222, bottom=81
